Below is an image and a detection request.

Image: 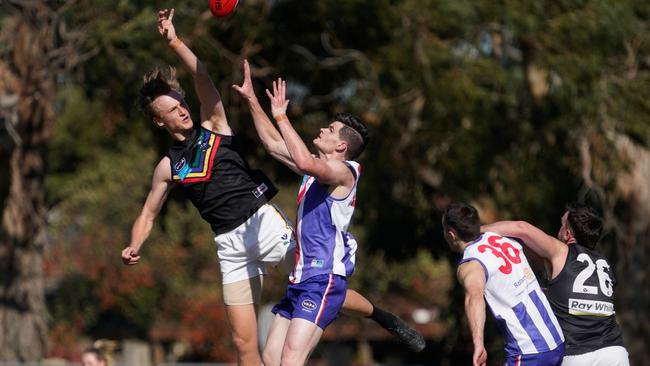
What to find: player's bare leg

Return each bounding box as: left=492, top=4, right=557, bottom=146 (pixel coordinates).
left=280, top=318, right=323, bottom=366
left=225, top=304, right=261, bottom=366
left=304, top=322, right=325, bottom=362
left=342, top=289, right=373, bottom=316
left=280, top=250, right=426, bottom=352
left=262, top=314, right=291, bottom=366
left=343, top=289, right=426, bottom=352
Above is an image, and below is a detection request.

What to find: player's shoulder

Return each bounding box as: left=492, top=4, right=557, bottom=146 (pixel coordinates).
left=457, top=258, right=485, bottom=279
left=457, top=257, right=488, bottom=289
left=156, top=155, right=171, bottom=168
left=153, top=156, right=173, bottom=181
left=322, top=158, right=357, bottom=183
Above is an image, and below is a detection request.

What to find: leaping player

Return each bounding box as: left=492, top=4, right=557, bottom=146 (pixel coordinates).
left=236, top=70, right=370, bottom=364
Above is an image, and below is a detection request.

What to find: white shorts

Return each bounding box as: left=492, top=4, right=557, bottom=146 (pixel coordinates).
left=215, top=203, right=296, bottom=285
left=561, top=346, right=629, bottom=366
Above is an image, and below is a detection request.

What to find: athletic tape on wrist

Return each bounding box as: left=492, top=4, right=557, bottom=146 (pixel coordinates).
left=169, top=37, right=183, bottom=49
left=274, top=114, right=289, bottom=123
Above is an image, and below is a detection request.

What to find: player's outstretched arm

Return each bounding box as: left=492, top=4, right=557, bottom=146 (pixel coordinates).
left=266, top=77, right=352, bottom=186
left=481, top=221, right=566, bottom=262
left=158, top=8, right=230, bottom=135
left=232, top=60, right=300, bottom=173
left=121, top=158, right=174, bottom=265
left=458, top=260, right=488, bottom=366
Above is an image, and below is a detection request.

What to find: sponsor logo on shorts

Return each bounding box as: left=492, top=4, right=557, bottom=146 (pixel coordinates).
left=568, top=298, right=615, bottom=316
left=302, top=299, right=317, bottom=312
left=252, top=183, right=268, bottom=198
left=280, top=233, right=290, bottom=246
left=311, top=259, right=324, bottom=268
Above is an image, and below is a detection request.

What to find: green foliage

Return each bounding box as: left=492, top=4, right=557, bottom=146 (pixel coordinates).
left=40, top=0, right=650, bottom=363
left=350, top=250, right=453, bottom=307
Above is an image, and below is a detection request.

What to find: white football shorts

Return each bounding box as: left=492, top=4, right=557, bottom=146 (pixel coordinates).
left=215, top=203, right=296, bottom=285
left=561, top=346, right=629, bottom=366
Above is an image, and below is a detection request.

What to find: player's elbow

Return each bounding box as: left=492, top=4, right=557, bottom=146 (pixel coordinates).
left=265, top=140, right=287, bottom=158
left=260, top=140, right=275, bottom=154
left=466, top=288, right=484, bottom=299
left=465, top=290, right=484, bottom=307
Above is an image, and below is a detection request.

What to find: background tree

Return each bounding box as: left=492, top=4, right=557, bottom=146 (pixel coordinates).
left=0, top=0, right=91, bottom=360
left=1, top=0, right=647, bottom=363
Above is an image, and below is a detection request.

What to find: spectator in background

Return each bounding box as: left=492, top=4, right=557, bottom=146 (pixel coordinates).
left=82, top=340, right=114, bottom=366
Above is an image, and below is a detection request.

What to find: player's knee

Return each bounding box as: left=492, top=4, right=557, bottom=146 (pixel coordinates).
left=279, top=345, right=303, bottom=366
left=231, top=332, right=257, bottom=354
left=279, top=356, right=301, bottom=366
left=262, top=348, right=280, bottom=366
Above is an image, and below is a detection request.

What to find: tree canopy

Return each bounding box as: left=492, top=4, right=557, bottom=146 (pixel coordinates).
left=1, top=0, right=648, bottom=364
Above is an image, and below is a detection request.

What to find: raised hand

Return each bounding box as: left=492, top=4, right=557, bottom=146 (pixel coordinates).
left=232, top=59, right=256, bottom=101
left=265, top=78, right=290, bottom=118
left=157, top=8, right=177, bottom=44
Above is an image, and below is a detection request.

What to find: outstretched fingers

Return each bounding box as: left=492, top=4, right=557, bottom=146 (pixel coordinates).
left=244, top=59, right=251, bottom=81
left=266, top=77, right=290, bottom=117
left=279, top=78, right=283, bottom=98
left=232, top=59, right=254, bottom=98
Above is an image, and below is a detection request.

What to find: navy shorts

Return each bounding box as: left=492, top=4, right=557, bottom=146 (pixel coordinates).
left=271, top=274, right=346, bottom=330
left=506, top=343, right=565, bottom=366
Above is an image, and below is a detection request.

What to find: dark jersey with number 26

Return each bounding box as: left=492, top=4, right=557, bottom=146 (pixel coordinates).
left=545, top=243, right=625, bottom=356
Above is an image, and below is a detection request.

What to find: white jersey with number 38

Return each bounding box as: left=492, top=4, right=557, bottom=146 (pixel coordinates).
left=460, top=232, right=565, bottom=357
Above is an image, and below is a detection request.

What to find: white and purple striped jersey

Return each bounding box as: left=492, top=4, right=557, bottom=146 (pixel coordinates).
left=460, top=232, right=564, bottom=358
left=289, top=161, right=360, bottom=284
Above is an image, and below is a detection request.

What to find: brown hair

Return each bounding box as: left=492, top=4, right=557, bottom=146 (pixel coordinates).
left=334, top=112, right=368, bottom=160
left=566, top=202, right=602, bottom=249
left=138, top=65, right=184, bottom=121
left=442, top=202, right=481, bottom=242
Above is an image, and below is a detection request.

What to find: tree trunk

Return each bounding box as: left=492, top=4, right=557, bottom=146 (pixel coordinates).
left=610, top=134, right=650, bottom=365
left=0, top=1, right=65, bottom=360
left=582, top=132, right=650, bottom=365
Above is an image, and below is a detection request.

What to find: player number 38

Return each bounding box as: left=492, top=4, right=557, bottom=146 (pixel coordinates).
left=478, top=235, right=522, bottom=275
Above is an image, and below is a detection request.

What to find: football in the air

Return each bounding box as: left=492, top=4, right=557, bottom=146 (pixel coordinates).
left=209, top=0, right=239, bottom=18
